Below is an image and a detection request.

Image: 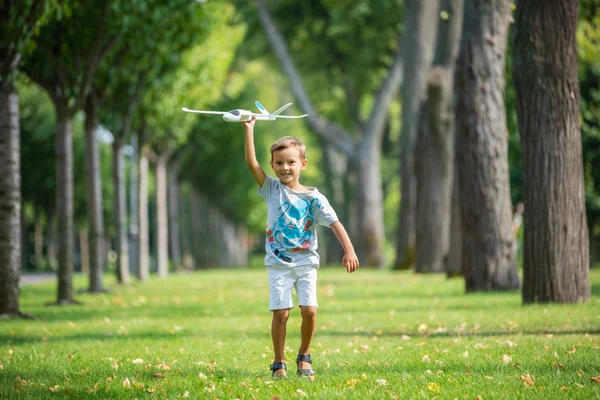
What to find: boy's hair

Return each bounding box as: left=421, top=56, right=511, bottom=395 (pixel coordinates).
left=270, top=136, right=306, bottom=160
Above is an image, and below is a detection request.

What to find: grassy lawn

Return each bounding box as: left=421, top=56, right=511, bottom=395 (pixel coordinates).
left=1, top=268, right=600, bottom=399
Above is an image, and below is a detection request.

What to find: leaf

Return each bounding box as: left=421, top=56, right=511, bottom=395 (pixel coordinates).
left=132, top=358, right=144, bottom=365
left=48, top=385, right=59, bottom=392
left=122, top=378, right=131, bottom=388
left=520, top=374, right=535, bottom=387
left=376, top=379, right=388, bottom=386
left=296, top=389, right=308, bottom=397
left=589, top=376, right=600, bottom=383
left=427, top=382, right=439, bottom=392
left=152, top=372, right=165, bottom=379
left=566, top=346, right=576, bottom=355
left=502, top=354, right=512, bottom=364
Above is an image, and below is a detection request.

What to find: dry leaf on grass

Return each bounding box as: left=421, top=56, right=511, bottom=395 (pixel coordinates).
left=520, top=374, right=535, bottom=387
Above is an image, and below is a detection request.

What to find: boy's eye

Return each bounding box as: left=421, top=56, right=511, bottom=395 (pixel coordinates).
left=289, top=161, right=295, bottom=164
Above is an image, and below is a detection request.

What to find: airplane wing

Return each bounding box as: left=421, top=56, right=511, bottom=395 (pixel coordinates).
left=272, top=103, right=293, bottom=115
left=182, top=108, right=226, bottom=114
left=255, top=101, right=271, bottom=115
left=273, top=114, right=308, bottom=119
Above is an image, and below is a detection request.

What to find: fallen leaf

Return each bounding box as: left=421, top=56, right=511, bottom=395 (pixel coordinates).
left=296, top=389, right=308, bottom=397
left=48, top=385, right=59, bottom=392
left=122, top=378, right=131, bottom=388
left=427, top=382, right=439, bottom=392
left=566, top=347, right=576, bottom=355
left=132, top=358, right=144, bottom=365
left=183, top=391, right=190, bottom=397
left=506, top=340, right=518, bottom=348
left=520, top=374, right=535, bottom=387
left=462, top=351, right=469, bottom=358
left=502, top=354, right=512, bottom=364
left=589, top=376, right=600, bottom=383
left=377, top=379, right=388, bottom=386
left=152, top=372, right=165, bottom=379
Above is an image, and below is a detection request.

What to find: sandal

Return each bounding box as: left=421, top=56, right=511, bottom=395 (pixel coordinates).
left=270, top=362, right=287, bottom=379
left=296, top=354, right=315, bottom=377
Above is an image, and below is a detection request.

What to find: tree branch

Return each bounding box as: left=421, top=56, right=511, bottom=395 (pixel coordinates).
left=255, top=0, right=356, bottom=157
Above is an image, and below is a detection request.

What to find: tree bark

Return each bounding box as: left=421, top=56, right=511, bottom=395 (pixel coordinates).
left=129, top=134, right=139, bottom=278
left=83, top=95, right=105, bottom=293
left=138, top=143, right=150, bottom=281
left=513, top=0, right=590, bottom=303
left=446, top=169, right=463, bottom=276
left=168, top=158, right=182, bottom=272
left=0, top=89, right=24, bottom=317
left=394, top=0, right=440, bottom=270
left=152, top=149, right=173, bottom=277
left=455, top=0, right=519, bottom=291
left=112, top=136, right=130, bottom=284
left=414, top=0, right=464, bottom=274
left=55, top=115, right=79, bottom=303
left=79, top=227, right=90, bottom=274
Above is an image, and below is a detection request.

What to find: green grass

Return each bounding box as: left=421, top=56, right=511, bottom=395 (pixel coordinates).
left=1, top=268, right=600, bottom=399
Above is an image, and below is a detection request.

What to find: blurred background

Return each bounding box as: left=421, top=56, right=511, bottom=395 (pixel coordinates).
left=2, top=0, right=599, bottom=305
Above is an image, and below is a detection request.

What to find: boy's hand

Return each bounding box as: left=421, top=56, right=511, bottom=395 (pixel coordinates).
left=242, top=114, right=256, bottom=130
left=342, top=252, right=359, bottom=273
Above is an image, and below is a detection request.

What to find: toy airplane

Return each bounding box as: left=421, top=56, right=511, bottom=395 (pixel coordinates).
left=182, top=101, right=307, bottom=122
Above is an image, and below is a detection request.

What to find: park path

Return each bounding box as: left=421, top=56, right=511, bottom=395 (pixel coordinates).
left=20, top=273, right=55, bottom=286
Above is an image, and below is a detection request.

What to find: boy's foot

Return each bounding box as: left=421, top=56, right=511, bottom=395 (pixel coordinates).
left=270, top=362, right=287, bottom=379
left=296, top=354, right=315, bottom=377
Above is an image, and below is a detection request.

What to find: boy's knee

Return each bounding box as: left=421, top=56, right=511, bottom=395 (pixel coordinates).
left=272, top=309, right=290, bottom=324
left=300, top=306, right=317, bottom=319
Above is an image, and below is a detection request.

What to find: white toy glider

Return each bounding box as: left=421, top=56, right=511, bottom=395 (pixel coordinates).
left=182, top=101, right=307, bottom=122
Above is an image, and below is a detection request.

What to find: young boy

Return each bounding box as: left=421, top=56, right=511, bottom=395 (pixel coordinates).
left=243, top=116, right=359, bottom=378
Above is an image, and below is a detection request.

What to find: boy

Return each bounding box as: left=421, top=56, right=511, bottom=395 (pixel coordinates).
left=243, top=116, right=359, bottom=378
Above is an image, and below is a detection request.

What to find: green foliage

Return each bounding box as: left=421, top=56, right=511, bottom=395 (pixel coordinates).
left=2, top=269, right=600, bottom=398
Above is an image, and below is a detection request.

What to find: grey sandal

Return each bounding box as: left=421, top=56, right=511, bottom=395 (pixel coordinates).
left=296, top=354, right=315, bottom=377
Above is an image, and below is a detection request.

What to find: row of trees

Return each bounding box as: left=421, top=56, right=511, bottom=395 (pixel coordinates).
left=1, top=0, right=598, bottom=318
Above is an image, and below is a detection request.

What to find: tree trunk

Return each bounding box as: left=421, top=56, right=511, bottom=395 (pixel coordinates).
left=513, top=0, right=590, bottom=303
left=129, top=134, right=139, bottom=278
left=55, top=115, right=79, bottom=304
left=455, top=0, right=519, bottom=292
left=112, top=136, right=130, bottom=284
left=394, top=0, right=440, bottom=270
left=414, top=0, right=464, bottom=273
left=34, top=210, right=44, bottom=268
left=0, top=89, right=26, bottom=318
left=415, top=69, right=455, bottom=273
left=79, top=227, right=90, bottom=274
left=138, top=146, right=150, bottom=281
left=356, top=144, right=385, bottom=267
left=446, top=169, right=463, bottom=276
left=153, top=150, right=172, bottom=277
left=168, top=159, right=182, bottom=272
left=83, top=96, right=104, bottom=292
left=47, top=216, right=57, bottom=269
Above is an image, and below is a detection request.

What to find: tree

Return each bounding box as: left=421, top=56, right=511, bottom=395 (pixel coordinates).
left=414, top=0, right=464, bottom=273
left=394, top=0, right=440, bottom=271
left=0, top=0, right=57, bottom=318
left=21, top=1, right=122, bottom=304
left=454, top=0, right=519, bottom=291
left=254, top=0, right=404, bottom=267
left=513, top=0, right=590, bottom=303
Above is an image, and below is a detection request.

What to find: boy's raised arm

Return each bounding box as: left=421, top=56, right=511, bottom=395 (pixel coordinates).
left=243, top=117, right=266, bottom=187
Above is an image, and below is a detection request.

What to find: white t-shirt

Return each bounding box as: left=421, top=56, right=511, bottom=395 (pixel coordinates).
left=259, top=175, right=338, bottom=267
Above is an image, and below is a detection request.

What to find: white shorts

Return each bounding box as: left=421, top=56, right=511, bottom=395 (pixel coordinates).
left=267, top=265, right=318, bottom=311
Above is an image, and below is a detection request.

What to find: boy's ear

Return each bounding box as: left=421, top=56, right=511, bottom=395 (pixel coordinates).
left=301, top=158, right=308, bottom=170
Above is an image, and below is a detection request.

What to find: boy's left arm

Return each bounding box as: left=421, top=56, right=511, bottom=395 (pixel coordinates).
left=329, top=221, right=359, bottom=273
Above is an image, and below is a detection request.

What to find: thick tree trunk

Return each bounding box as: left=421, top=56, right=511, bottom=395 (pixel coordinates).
left=513, top=0, right=590, bottom=303
left=0, top=89, right=25, bottom=318
left=394, top=0, right=440, bottom=270
left=84, top=96, right=105, bottom=292
left=138, top=147, right=150, bottom=281
left=415, top=69, right=455, bottom=273
left=55, top=115, right=79, bottom=304
left=455, top=0, right=519, bottom=292
left=356, top=144, right=385, bottom=267
left=446, top=170, right=463, bottom=276
left=112, top=136, right=130, bottom=284
left=154, top=151, right=171, bottom=277
left=414, top=0, right=464, bottom=274
left=168, top=159, right=182, bottom=272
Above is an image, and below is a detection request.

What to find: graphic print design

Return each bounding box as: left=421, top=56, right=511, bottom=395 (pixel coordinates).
left=266, top=198, right=322, bottom=263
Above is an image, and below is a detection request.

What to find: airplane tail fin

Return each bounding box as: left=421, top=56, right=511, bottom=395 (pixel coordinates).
left=255, top=101, right=270, bottom=115
left=272, top=103, right=293, bottom=116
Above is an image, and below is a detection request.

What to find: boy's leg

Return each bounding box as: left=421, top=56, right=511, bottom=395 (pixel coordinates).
left=271, top=308, right=290, bottom=377
left=298, top=305, right=317, bottom=369
left=295, top=265, right=319, bottom=371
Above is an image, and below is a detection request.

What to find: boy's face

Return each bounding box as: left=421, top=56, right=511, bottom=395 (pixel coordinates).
left=270, top=146, right=307, bottom=187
